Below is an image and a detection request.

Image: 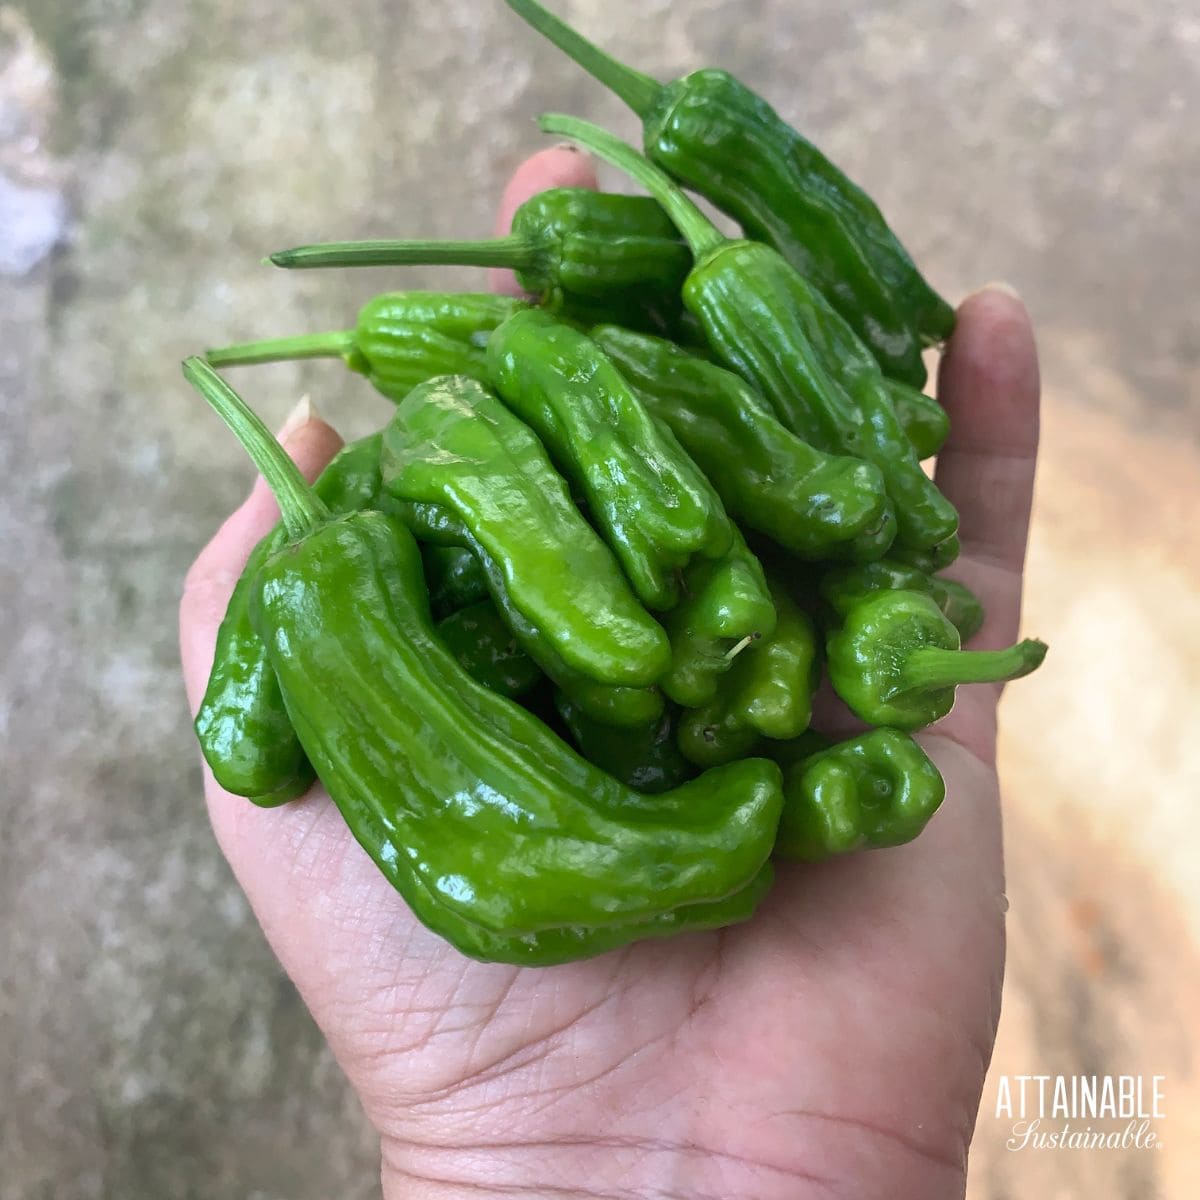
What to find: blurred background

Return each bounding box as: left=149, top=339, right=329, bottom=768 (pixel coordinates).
left=1, top=0, right=1197, bottom=1196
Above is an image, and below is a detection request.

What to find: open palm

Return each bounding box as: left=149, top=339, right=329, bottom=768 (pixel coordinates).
left=180, top=148, right=1040, bottom=1200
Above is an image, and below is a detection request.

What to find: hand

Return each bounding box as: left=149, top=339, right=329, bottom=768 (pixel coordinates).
left=179, top=147, right=1040, bottom=1200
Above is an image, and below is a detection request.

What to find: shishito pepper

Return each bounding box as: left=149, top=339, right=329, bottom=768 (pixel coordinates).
left=504, top=0, right=953, bottom=387
left=423, top=544, right=489, bottom=619
left=435, top=600, right=542, bottom=699
left=206, top=292, right=525, bottom=402
left=541, top=116, right=959, bottom=555
left=678, top=580, right=820, bottom=768
left=381, top=375, right=670, bottom=687
left=195, top=432, right=396, bottom=806
left=591, top=324, right=896, bottom=562
left=487, top=309, right=733, bottom=609
left=826, top=590, right=1046, bottom=730
left=269, top=189, right=690, bottom=335
left=184, top=358, right=783, bottom=964
left=775, top=730, right=946, bottom=861
left=886, top=381, right=950, bottom=460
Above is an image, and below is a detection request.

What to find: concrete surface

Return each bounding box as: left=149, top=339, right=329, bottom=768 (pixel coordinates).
left=0, top=0, right=1196, bottom=1196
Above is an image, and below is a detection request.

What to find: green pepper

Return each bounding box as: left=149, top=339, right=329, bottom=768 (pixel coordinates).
left=826, top=590, right=1047, bottom=730
left=888, top=535, right=962, bottom=574
left=194, top=432, right=395, bottom=806
left=422, top=544, right=489, bottom=619
left=591, top=324, right=896, bottom=562
left=555, top=694, right=696, bottom=794
left=486, top=310, right=733, bottom=609
left=206, top=292, right=526, bottom=401
left=505, top=0, right=953, bottom=387
left=677, top=579, right=820, bottom=768
left=381, top=375, right=670, bottom=686
left=185, top=358, right=783, bottom=963
left=776, top=730, right=946, bottom=861
left=541, top=116, right=959, bottom=555
left=819, top=559, right=986, bottom=643
left=886, top=381, right=950, bottom=460
left=435, top=600, right=542, bottom=699
left=269, top=189, right=690, bottom=335
left=659, top=528, right=777, bottom=709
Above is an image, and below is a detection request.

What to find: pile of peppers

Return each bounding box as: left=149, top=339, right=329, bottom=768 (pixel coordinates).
left=187, top=0, right=1046, bottom=967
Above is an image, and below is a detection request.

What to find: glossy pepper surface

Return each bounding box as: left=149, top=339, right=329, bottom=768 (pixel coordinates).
left=380, top=374, right=670, bottom=686
left=776, top=729, right=946, bottom=861
left=886, top=381, right=950, bottom=460
left=206, top=292, right=525, bottom=402
left=541, top=116, right=959, bottom=554
left=487, top=309, right=733, bottom=608
left=185, top=358, right=783, bottom=962
left=591, top=324, right=896, bottom=562
left=269, top=189, right=690, bottom=335
left=422, top=544, right=489, bottom=619
left=826, top=589, right=1047, bottom=730
left=435, top=600, right=542, bottom=699
left=505, top=0, right=954, bottom=387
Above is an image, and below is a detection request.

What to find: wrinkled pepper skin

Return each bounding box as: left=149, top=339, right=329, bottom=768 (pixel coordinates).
left=270, top=189, right=690, bottom=336
left=555, top=694, right=696, bottom=794
left=487, top=310, right=733, bottom=609
left=591, top=324, right=897, bottom=562
left=886, top=381, right=950, bottom=460
left=422, top=544, right=489, bottom=619
left=381, top=375, right=670, bottom=686
left=541, top=117, right=959, bottom=555
left=435, top=600, right=542, bottom=699
left=504, top=0, right=954, bottom=386
left=206, top=292, right=527, bottom=402
left=819, top=559, right=986, bottom=643
left=659, top=529, right=777, bottom=709
left=194, top=432, right=394, bottom=806
left=678, top=580, right=820, bottom=768
left=776, top=730, right=946, bottom=861
left=187, top=357, right=783, bottom=964
left=888, top=535, right=962, bottom=574
left=826, top=590, right=1047, bottom=730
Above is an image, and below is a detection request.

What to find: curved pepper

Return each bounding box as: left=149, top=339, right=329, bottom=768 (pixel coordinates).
left=931, top=577, right=985, bottom=643
left=504, top=0, right=953, bottom=386
left=269, top=189, right=690, bottom=335
left=541, top=116, right=959, bottom=555
left=677, top=579, right=820, bottom=768
left=422, top=544, right=489, bottom=619
left=194, top=432, right=396, bottom=806
left=888, top=535, right=962, bottom=574
left=435, top=600, right=542, bottom=699
left=826, top=589, right=1047, bottom=730
left=185, top=358, right=783, bottom=959
left=776, top=730, right=946, bottom=861
left=659, top=528, right=777, bottom=709
left=206, top=292, right=526, bottom=402
left=380, top=375, right=670, bottom=686
left=591, top=324, right=896, bottom=562
left=487, top=310, right=733, bottom=609
left=886, top=381, right=950, bottom=460
left=555, top=694, right=696, bottom=794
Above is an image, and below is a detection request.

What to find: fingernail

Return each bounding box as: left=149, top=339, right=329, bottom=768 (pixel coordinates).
left=970, top=280, right=1022, bottom=302
left=275, top=395, right=317, bottom=441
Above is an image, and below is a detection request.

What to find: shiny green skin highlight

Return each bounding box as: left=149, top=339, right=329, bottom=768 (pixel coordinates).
left=889, top=535, right=962, bottom=574
left=487, top=311, right=733, bottom=609
left=435, top=600, right=542, bottom=699
left=194, top=433, right=394, bottom=806
left=886, top=381, right=950, bottom=460
left=776, top=730, right=946, bottom=861
left=826, top=590, right=1047, bottom=730
left=592, top=324, right=897, bottom=562
left=555, top=695, right=696, bottom=794
left=422, top=544, right=489, bottom=619
left=381, top=375, right=670, bottom=687
left=820, top=559, right=986, bottom=643
left=659, top=529, right=777, bottom=710
left=503, top=1, right=953, bottom=385
left=678, top=580, right=820, bottom=768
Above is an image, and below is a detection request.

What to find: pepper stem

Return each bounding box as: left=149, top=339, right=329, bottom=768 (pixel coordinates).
left=182, top=358, right=329, bottom=541
left=205, top=331, right=356, bottom=368
left=504, top=0, right=661, bottom=117
left=891, top=639, right=1047, bottom=697
left=270, top=235, right=539, bottom=273
left=538, top=114, right=725, bottom=257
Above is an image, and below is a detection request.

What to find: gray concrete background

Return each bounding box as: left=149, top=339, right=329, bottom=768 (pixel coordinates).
left=1, top=1, right=1197, bottom=1197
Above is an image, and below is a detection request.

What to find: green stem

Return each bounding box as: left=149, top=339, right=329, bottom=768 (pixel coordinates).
left=182, top=358, right=329, bottom=541
left=205, top=331, right=356, bottom=368
left=892, top=639, right=1047, bottom=696
left=504, top=0, right=660, bottom=117
left=270, top=235, right=539, bottom=272
left=538, top=114, right=725, bottom=257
